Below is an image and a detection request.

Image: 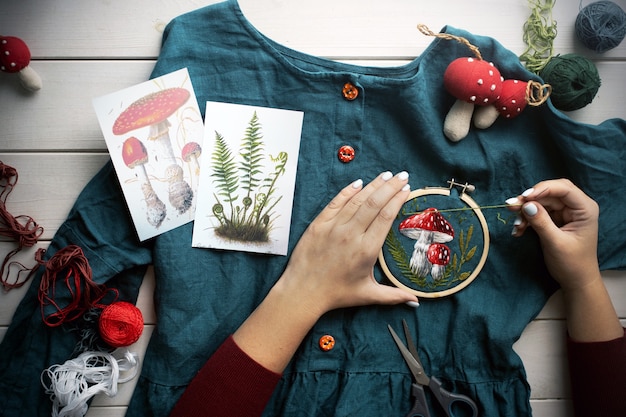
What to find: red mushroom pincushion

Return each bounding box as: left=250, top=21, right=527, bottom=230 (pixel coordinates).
left=442, top=57, right=503, bottom=141
left=474, top=79, right=552, bottom=129
left=0, top=36, right=42, bottom=91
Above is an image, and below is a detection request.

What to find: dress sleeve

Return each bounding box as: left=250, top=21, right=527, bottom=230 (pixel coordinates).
left=567, top=328, right=626, bottom=417
left=169, top=335, right=282, bottom=417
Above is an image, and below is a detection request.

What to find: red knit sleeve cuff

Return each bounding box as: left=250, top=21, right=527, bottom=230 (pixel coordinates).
left=567, top=328, right=626, bottom=417
left=169, top=335, right=283, bottom=417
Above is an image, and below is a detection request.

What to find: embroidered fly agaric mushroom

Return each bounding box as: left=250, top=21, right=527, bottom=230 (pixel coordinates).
left=442, top=57, right=503, bottom=141
left=399, top=208, right=454, bottom=277
left=427, top=243, right=451, bottom=281
left=113, top=87, right=194, bottom=214
left=474, top=79, right=552, bottom=129
left=0, top=36, right=42, bottom=91
left=181, top=142, right=202, bottom=175
left=122, top=137, right=166, bottom=227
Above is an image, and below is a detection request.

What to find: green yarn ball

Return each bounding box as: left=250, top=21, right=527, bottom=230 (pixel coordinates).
left=539, top=54, right=602, bottom=111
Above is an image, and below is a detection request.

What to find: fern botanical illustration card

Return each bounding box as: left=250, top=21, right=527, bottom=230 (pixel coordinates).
left=192, top=101, right=304, bottom=255
left=92, top=68, right=203, bottom=241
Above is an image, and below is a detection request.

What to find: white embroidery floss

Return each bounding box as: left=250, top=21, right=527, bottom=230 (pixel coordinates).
left=41, top=349, right=139, bottom=417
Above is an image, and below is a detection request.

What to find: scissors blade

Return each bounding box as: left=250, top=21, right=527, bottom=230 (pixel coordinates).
left=402, top=319, right=420, bottom=360
left=388, top=325, right=430, bottom=386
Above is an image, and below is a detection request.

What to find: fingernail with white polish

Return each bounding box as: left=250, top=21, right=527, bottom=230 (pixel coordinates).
left=381, top=171, right=393, bottom=181
left=505, top=197, right=519, bottom=206
left=514, top=215, right=523, bottom=226
left=522, top=188, right=534, bottom=197
left=406, top=300, right=420, bottom=308
left=402, top=184, right=411, bottom=192
left=397, top=171, right=409, bottom=181
left=352, top=179, right=363, bottom=189
left=523, top=202, right=538, bottom=217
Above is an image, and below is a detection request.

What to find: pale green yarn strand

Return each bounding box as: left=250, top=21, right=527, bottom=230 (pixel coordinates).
left=519, top=0, right=558, bottom=74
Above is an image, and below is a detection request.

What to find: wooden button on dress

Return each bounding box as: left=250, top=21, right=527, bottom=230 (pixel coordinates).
left=342, top=82, right=359, bottom=100
left=319, top=335, right=335, bottom=351
left=337, top=145, right=355, bottom=163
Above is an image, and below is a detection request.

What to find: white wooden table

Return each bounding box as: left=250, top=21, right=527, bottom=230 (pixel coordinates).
left=1, top=1, right=625, bottom=416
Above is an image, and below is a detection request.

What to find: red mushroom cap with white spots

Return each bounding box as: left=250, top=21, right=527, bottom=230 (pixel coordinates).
left=122, top=137, right=149, bottom=168
left=0, top=36, right=31, bottom=74
left=495, top=79, right=528, bottom=119
left=443, top=57, right=503, bottom=106
left=427, top=243, right=451, bottom=266
left=399, top=208, right=455, bottom=242
left=112, top=87, right=191, bottom=135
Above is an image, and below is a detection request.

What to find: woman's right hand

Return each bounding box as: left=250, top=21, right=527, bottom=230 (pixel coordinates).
left=508, top=178, right=600, bottom=291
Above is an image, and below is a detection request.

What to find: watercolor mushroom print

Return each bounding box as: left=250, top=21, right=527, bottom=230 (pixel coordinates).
left=122, top=137, right=166, bottom=227
left=112, top=87, right=194, bottom=214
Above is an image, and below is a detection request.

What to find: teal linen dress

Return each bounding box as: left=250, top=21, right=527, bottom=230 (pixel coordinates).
left=1, top=1, right=625, bottom=416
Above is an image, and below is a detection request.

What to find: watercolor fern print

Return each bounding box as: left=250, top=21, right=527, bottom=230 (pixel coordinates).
left=210, top=112, right=288, bottom=242
left=192, top=102, right=303, bottom=256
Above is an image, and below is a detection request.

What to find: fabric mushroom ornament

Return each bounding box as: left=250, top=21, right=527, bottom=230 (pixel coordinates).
left=113, top=87, right=194, bottom=214
left=442, top=57, right=503, bottom=141
left=398, top=208, right=454, bottom=277
left=122, top=136, right=166, bottom=227
left=0, top=36, right=42, bottom=91
left=473, top=79, right=552, bottom=128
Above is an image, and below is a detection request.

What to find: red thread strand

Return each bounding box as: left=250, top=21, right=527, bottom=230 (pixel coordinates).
left=0, top=161, right=44, bottom=290
left=36, top=245, right=118, bottom=327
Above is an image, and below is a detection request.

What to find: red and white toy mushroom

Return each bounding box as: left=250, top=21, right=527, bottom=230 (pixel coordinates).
left=0, top=36, right=42, bottom=91
left=473, top=79, right=552, bottom=129
left=122, top=137, right=167, bottom=227
left=442, top=56, right=503, bottom=141
left=398, top=208, right=454, bottom=277
left=113, top=87, right=194, bottom=214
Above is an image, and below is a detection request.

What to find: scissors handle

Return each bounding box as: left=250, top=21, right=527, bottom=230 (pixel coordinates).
left=429, top=376, right=479, bottom=417
left=406, top=383, right=431, bottom=417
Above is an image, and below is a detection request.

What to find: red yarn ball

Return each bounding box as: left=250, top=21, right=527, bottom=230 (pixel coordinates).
left=98, top=301, right=144, bottom=348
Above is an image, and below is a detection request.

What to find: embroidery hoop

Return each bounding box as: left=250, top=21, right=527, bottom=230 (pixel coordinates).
left=378, top=181, right=490, bottom=298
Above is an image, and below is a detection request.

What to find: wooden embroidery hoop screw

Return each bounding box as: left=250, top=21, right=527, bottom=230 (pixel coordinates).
left=378, top=179, right=490, bottom=298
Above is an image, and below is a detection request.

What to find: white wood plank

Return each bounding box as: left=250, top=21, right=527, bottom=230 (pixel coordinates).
left=2, top=0, right=624, bottom=60
left=530, top=399, right=574, bottom=417
left=0, top=153, right=110, bottom=239
left=0, top=61, right=156, bottom=151
left=0, top=0, right=221, bottom=59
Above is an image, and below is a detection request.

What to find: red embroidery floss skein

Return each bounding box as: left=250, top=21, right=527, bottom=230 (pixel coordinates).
left=98, top=301, right=144, bottom=348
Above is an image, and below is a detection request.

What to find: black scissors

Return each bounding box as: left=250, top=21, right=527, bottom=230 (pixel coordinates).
left=388, top=320, right=479, bottom=417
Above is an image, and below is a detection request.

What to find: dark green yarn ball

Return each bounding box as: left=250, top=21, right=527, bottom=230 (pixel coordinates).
left=539, top=53, right=602, bottom=111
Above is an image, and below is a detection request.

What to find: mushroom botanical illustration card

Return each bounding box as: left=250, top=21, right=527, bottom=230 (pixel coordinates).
left=192, top=101, right=303, bottom=256
left=92, top=68, right=203, bottom=241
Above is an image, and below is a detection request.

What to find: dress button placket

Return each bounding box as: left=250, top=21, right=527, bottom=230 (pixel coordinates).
left=335, top=80, right=364, bottom=166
